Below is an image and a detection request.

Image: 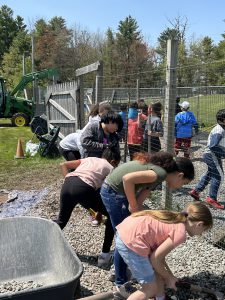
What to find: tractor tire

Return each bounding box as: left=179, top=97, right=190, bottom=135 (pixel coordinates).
left=11, top=113, right=30, bottom=127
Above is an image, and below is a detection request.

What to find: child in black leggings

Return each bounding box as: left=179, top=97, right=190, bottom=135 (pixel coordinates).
left=55, top=148, right=120, bottom=268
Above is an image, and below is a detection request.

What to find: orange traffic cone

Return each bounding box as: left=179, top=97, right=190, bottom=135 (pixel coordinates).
left=14, top=138, right=25, bottom=159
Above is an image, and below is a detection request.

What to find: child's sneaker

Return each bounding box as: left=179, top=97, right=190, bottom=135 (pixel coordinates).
left=188, top=189, right=200, bottom=201
left=205, top=197, right=224, bottom=209
left=89, top=215, right=100, bottom=227
left=97, top=253, right=113, bottom=269
left=113, top=282, right=137, bottom=299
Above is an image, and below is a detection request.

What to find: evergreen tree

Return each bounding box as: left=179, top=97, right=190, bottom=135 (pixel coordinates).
left=1, top=31, right=31, bottom=89
left=0, top=5, right=26, bottom=64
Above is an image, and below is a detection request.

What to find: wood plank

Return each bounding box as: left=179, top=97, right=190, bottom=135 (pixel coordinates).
left=48, top=99, right=75, bottom=120
left=76, top=61, right=101, bottom=76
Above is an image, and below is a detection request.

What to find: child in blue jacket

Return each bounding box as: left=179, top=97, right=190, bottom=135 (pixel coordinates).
left=174, top=101, right=198, bottom=158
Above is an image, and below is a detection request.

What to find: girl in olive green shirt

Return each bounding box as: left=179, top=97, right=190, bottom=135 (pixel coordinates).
left=100, top=151, right=195, bottom=287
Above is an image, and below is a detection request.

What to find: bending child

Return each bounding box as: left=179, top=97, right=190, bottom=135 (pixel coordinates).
left=54, top=148, right=121, bottom=268
left=115, top=202, right=212, bottom=300
left=81, top=111, right=123, bottom=158
left=100, top=151, right=195, bottom=287
left=59, top=102, right=111, bottom=161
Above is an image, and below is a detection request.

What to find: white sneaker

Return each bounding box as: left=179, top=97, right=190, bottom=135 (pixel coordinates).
left=91, top=219, right=99, bottom=227
left=89, top=215, right=100, bottom=227
left=97, top=253, right=113, bottom=269
left=108, top=265, right=135, bottom=283
left=113, top=282, right=137, bottom=299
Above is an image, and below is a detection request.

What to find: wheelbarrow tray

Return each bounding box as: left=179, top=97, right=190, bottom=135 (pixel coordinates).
left=0, top=216, right=83, bottom=300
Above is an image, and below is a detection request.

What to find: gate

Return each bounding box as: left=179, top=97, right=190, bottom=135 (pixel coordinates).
left=45, top=81, right=84, bottom=139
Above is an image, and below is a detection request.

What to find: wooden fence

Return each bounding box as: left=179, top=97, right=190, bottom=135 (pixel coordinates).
left=46, top=81, right=84, bottom=139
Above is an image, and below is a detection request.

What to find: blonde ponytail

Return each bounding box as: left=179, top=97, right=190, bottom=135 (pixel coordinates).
left=132, top=210, right=187, bottom=223
left=132, top=202, right=213, bottom=229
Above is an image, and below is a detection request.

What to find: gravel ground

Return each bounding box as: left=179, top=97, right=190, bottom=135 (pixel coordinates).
left=1, top=134, right=225, bottom=299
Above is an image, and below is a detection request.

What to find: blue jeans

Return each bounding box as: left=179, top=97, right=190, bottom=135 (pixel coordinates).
left=195, top=153, right=223, bottom=200
left=100, top=183, right=130, bottom=285
left=116, top=234, right=155, bottom=284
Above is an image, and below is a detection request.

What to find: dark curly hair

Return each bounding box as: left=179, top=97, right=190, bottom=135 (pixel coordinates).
left=216, top=109, right=225, bottom=123
left=133, top=151, right=195, bottom=180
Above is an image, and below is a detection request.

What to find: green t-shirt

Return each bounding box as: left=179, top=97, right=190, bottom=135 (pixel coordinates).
left=106, top=160, right=167, bottom=194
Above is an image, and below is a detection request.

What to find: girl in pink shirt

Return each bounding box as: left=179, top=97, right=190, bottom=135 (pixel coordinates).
left=114, top=202, right=212, bottom=300
left=54, top=148, right=120, bottom=269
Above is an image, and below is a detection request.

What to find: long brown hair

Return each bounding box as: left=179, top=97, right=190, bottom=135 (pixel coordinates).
left=132, top=202, right=213, bottom=230
left=132, top=151, right=195, bottom=180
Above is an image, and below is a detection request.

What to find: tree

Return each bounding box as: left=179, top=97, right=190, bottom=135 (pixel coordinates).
left=116, top=15, right=141, bottom=69
left=156, top=28, right=179, bottom=58
left=0, top=5, right=26, bottom=64
left=102, top=28, right=118, bottom=85
left=156, top=16, right=190, bottom=87
left=187, top=37, right=217, bottom=86
left=114, top=15, right=151, bottom=85
left=34, top=17, right=72, bottom=79
left=1, top=31, right=31, bottom=89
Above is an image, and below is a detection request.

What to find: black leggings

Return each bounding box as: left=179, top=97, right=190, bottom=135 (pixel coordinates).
left=55, top=176, right=114, bottom=253
left=59, top=145, right=81, bottom=161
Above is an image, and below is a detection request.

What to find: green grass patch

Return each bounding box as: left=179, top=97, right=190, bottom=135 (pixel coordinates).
left=0, top=125, right=63, bottom=190
left=187, top=94, right=225, bottom=127
left=0, top=118, right=12, bottom=125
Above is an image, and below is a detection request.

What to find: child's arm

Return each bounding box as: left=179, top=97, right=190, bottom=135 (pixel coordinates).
left=60, top=160, right=81, bottom=177
left=150, top=237, right=178, bottom=290
left=208, top=133, right=225, bottom=157
left=136, top=189, right=151, bottom=208
left=81, top=124, right=105, bottom=151
left=122, top=170, right=157, bottom=213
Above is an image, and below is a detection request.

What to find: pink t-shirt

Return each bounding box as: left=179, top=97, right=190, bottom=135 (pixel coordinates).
left=116, top=215, right=186, bottom=257
left=66, top=157, right=113, bottom=190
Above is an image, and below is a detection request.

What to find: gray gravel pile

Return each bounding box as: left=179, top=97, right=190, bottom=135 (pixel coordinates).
left=0, top=280, right=43, bottom=294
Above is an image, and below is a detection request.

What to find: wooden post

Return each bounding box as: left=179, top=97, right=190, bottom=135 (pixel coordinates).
left=123, top=92, right=131, bottom=163
left=95, top=60, right=103, bottom=103
left=136, top=79, right=139, bottom=101
left=76, top=76, right=85, bottom=129
left=161, top=39, right=178, bottom=209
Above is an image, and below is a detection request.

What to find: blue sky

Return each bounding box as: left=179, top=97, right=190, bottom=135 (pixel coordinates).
left=1, top=0, right=225, bottom=46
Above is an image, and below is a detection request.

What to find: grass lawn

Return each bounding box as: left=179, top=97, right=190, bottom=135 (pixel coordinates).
left=188, top=94, right=225, bottom=127
left=144, top=93, right=224, bottom=128
left=0, top=121, right=63, bottom=190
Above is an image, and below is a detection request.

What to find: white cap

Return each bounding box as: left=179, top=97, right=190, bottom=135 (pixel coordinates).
left=180, top=101, right=190, bottom=109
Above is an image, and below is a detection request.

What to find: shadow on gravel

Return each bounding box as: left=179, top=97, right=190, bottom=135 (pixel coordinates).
left=191, top=157, right=204, bottom=163
left=213, top=214, right=225, bottom=221
left=168, top=272, right=224, bottom=299
left=78, top=285, right=95, bottom=298
left=77, top=253, right=98, bottom=266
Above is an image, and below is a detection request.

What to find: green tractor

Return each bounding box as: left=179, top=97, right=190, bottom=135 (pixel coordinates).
left=0, top=68, right=57, bottom=127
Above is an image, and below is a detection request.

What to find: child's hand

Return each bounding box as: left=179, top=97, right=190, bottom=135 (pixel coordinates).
left=128, top=204, right=139, bottom=213
left=165, top=275, right=178, bottom=291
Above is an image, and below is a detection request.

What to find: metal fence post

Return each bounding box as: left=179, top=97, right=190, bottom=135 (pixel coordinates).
left=161, top=39, right=178, bottom=209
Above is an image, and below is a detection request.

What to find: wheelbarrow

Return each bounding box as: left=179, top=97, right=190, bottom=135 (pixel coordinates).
left=0, top=217, right=83, bottom=300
